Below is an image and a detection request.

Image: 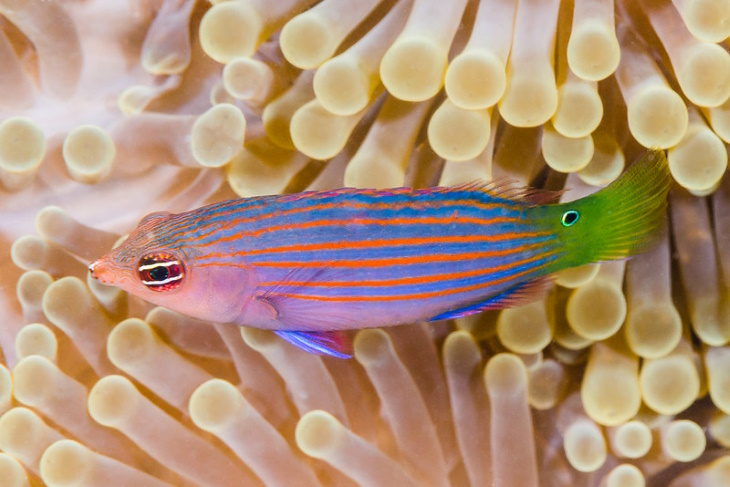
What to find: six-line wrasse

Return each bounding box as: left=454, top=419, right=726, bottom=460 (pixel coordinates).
left=89, top=149, right=671, bottom=358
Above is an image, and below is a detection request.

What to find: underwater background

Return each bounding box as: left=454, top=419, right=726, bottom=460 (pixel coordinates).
left=0, top=0, right=730, bottom=485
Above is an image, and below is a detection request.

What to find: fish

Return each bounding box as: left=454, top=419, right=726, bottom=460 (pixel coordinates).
left=89, top=149, right=671, bottom=358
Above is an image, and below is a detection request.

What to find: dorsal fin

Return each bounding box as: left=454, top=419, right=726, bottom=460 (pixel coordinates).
left=440, top=180, right=564, bottom=205
left=275, top=180, right=562, bottom=206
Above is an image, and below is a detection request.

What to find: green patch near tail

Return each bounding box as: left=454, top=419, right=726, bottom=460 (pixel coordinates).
left=535, top=149, right=671, bottom=270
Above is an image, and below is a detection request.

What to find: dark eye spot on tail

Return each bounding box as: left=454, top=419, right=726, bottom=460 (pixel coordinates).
left=561, top=210, right=580, bottom=227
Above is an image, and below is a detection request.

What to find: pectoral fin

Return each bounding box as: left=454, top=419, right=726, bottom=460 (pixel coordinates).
left=252, top=267, right=369, bottom=331
left=274, top=330, right=352, bottom=359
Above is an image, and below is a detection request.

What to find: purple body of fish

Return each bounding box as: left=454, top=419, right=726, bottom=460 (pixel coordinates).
left=89, top=150, right=671, bottom=357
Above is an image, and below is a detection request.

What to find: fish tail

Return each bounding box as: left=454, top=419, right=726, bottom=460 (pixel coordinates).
left=544, top=149, right=672, bottom=268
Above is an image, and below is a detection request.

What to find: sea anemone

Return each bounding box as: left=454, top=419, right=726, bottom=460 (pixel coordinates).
left=1, top=0, right=730, bottom=486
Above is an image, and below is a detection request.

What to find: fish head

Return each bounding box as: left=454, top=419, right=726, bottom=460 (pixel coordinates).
left=89, top=211, right=187, bottom=300
left=89, top=211, right=253, bottom=323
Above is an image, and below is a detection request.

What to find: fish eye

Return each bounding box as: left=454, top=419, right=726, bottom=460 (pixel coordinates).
left=137, top=252, right=185, bottom=291
left=561, top=210, right=580, bottom=227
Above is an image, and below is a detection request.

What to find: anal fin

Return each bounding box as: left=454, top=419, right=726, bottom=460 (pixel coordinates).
left=274, top=330, right=352, bottom=359
left=429, top=276, right=553, bottom=321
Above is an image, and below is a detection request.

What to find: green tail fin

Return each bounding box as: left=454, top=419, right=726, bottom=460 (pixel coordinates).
left=539, top=149, right=671, bottom=269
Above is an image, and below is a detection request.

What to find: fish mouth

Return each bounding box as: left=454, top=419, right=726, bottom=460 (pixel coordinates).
left=88, top=258, right=116, bottom=285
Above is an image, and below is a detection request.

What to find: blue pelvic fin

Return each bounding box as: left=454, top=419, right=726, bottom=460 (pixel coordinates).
left=274, top=330, right=352, bottom=359
left=429, top=276, right=553, bottom=321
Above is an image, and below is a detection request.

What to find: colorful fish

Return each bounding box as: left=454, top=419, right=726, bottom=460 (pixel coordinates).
left=89, top=150, right=670, bottom=358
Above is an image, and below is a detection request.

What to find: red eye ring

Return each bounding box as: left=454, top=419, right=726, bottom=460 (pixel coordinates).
left=137, top=252, right=185, bottom=292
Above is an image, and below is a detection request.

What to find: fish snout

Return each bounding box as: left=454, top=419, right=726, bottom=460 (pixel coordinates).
left=88, top=258, right=113, bottom=284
